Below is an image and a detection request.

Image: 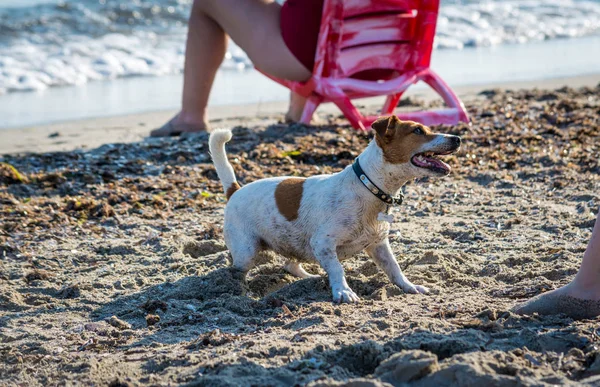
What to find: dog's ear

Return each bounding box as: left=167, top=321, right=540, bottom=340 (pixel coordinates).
left=371, top=115, right=400, bottom=140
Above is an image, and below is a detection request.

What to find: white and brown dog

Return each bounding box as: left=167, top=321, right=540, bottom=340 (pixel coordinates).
left=209, top=116, right=461, bottom=303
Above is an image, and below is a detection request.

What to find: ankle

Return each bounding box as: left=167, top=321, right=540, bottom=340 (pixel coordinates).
left=565, top=280, right=600, bottom=301
left=285, top=109, right=302, bottom=123
left=177, top=110, right=208, bottom=127
left=286, top=93, right=308, bottom=123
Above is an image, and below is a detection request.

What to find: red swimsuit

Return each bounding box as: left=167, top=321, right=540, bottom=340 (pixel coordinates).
left=280, top=0, right=391, bottom=80
left=280, top=0, right=325, bottom=72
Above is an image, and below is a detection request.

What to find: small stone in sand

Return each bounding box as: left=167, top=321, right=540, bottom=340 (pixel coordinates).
left=146, top=314, right=160, bottom=326
left=140, top=299, right=168, bottom=313
left=107, top=316, right=131, bottom=330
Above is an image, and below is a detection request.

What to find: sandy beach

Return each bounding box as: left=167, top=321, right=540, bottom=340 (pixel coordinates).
left=1, top=75, right=600, bottom=386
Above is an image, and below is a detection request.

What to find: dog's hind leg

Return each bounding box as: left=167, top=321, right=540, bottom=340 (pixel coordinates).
left=226, top=230, right=260, bottom=274
left=284, top=261, right=319, bottom=279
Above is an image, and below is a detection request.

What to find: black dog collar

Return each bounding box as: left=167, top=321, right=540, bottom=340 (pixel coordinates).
left=352, top=158, right=404, bottom=206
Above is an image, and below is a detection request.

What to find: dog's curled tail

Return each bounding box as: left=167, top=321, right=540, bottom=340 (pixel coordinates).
left=209, top=129, right=239, bottom=200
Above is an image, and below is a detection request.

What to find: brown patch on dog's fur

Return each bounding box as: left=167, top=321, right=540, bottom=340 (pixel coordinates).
left=275, top=178, right=305, bottom=221
left=372, top=116, right=436, bottom=164
left=226, top=182, right=241, bottom=200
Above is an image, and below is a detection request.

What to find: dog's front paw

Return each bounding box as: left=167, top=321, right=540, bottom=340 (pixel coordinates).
left=332, top=287, right=360, bottom=303
left=414, top=284, right=429, bottom=294
left=400, top=283, right=429, bottom=295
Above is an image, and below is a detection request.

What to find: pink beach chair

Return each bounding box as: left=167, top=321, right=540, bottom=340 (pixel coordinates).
left=262, top=0, right=469, bottom=130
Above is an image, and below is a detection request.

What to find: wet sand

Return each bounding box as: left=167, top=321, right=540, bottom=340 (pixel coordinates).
left=1, top=80, right=599, bottom=386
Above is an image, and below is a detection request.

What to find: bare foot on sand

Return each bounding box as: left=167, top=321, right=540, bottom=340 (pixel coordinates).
left=513, top=211, right=600, bottom=320
left=512, top=282, right=600, bottom=320
left=150, top=113, right=208, bottom=137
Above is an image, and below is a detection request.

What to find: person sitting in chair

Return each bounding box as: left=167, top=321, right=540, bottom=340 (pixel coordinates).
left=151, top=0, right=324, bottom=137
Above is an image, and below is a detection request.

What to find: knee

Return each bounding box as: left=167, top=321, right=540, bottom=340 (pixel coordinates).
left=191, top=0, right=211, bottom=15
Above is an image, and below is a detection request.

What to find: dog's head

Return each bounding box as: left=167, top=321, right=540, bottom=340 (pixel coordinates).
left=372, top=115, right=461, bottom=178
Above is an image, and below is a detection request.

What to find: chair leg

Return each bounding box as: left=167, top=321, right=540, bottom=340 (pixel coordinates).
left=381, top=93, right=404, bottom=116
left=421, top=70, right=469, bottom=123
left=334, top=96, right=366, bottom=130
left=300, top=95, right=323, bottom=125
left=396, top=109, right=461, bottom=126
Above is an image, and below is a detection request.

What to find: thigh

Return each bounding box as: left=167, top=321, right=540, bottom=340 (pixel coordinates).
left=202, top=0, right=312, bottom=81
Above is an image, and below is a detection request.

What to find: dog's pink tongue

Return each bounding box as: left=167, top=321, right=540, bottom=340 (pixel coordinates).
left=413, top=155, right=450, bottom=172
left=429, top=157, right=451, bottom=171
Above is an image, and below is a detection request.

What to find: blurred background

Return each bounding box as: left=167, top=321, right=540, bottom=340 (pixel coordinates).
left=1, top=0, right=599, bottom=128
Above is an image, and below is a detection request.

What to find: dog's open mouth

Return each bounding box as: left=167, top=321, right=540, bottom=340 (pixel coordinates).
left=411, top=151, right=452, bottom=174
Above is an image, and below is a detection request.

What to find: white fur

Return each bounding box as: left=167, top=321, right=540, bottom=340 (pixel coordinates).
left=208, top=129, right=237, bottom=192
left=210, top=129, right=459, bottom=303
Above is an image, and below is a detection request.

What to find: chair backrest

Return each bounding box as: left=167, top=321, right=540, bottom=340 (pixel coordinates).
left=313, top=0, right=440, bottom=79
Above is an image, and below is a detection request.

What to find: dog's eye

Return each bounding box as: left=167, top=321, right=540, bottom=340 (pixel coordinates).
left=413, top=127, right=424, bottom=135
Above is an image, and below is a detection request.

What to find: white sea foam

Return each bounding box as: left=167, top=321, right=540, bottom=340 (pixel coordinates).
left=435, top=0, right=600, bottom=49
left=0, top=0, right=598, bottom=94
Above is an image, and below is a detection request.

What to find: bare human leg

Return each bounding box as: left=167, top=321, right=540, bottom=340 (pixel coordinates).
left=512, top=209, right=600, bottom=319
left=285, top=92, right=308, bottom=123
left=151, top=0, right=311, bottom=137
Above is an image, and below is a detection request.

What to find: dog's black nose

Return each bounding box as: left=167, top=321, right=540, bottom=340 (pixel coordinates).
left=451, top=136, right=461, bottom=147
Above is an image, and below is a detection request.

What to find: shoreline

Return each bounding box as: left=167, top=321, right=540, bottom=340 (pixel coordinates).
left=1, top=73, right=598, bottom=155
left=2, top=34, right=600, bottom=132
